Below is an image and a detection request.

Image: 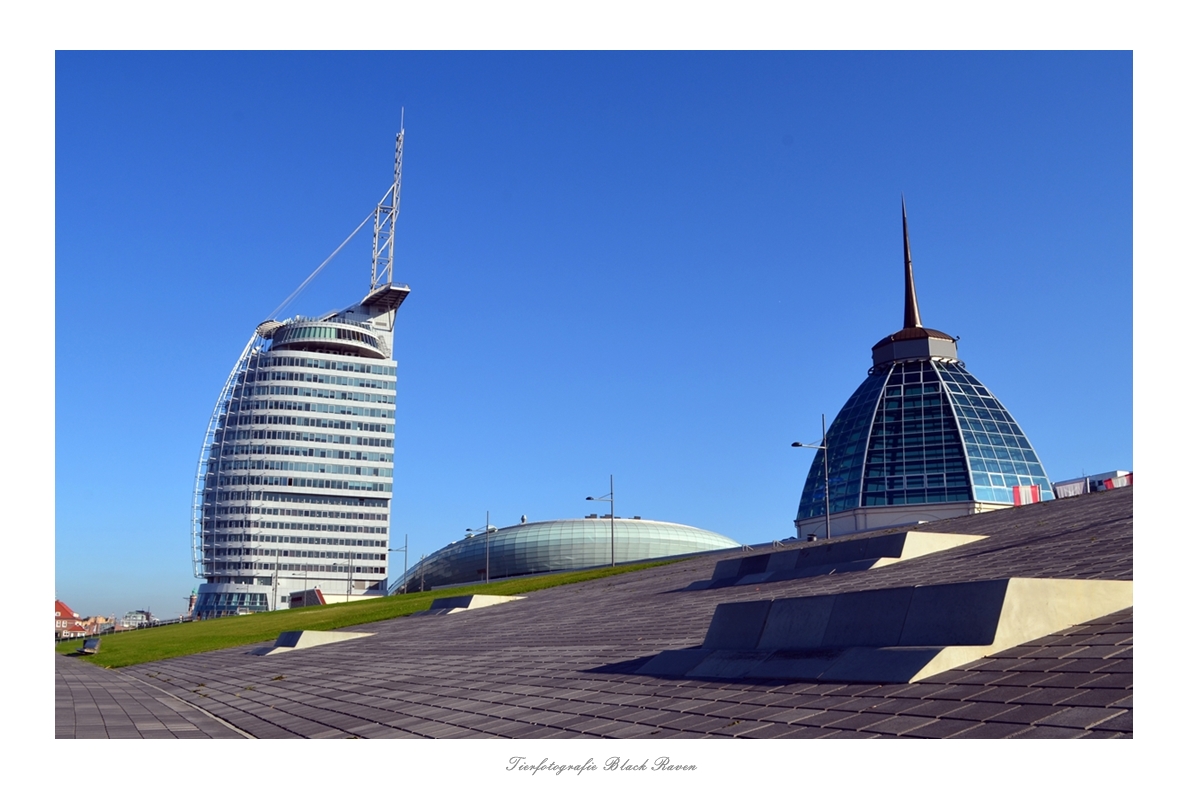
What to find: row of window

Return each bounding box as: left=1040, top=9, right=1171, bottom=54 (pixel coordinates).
left=210, top=546, right=384, bottom=561
left=224, top=414, right=393, bottom=432
left=868, top=445, right=966, bottom=463
left=954, top=411, right=1029, bottom=439
left=208, top=531, right=386, bottom=548
left=866, top=459, right=968, bottom=478
left=218, top=428, right=393, bottom=448
left=884, top=366, right=939, bottom=384
left=243, top=385, right=395, bottom=404
left=213, top=444, right=391, bottom=462
left=208, top=506, right=387, bottom=522
left=257, top=354, right=395, bottom=376
left=229, top=399, right=394, bottom=419
left=249, top=370, right=396, bottom=389
left=215, top=459, right=392, bottom=476
left=194, top=592, right=269, bottom=615
left=206, top=519, right=388, bottom=535
left=971, top=471, right=1049, bottom=490
left=864, top=476, right=970, bottom=491
left=256, top=492, right=388, bottom=507
left=863, top=489, right=972, bottom=506
left=883, top=382, right=941, bottom=397
left=974, top=485, right=1027, bottom=504
left=881, top=393, right=943, bottom=410
left=969, top=456, right=1045, bottom=478
left=273, top=323, right=381, bottom=349
left=965, top=440, right=1038, bottom=462
left=216, top=474, right=391, bottom=492
left=211, top=490, right=389, bottom=505
left=203, top=561, right=386, bottom=574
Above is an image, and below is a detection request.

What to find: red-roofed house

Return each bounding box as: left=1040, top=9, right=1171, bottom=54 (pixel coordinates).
left=55, top=600, right=87, bottom=639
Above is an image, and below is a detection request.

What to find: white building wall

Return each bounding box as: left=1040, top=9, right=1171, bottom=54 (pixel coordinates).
left=197, top=318, right=397, bottom=616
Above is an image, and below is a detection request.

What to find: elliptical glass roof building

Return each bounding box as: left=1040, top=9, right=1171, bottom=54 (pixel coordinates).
left=794, top=201, right=1054, bottom=538
left=392, top=518, right=740, bottom=592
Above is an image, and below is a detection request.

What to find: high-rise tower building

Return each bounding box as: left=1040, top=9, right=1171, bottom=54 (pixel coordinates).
left=190, top=131, right=410, bottom=617
left=794, top=200, right=1054, bottom=539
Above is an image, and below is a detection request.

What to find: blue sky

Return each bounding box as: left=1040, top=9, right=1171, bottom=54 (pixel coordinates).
left=54, top=52, right=1132, bottom=618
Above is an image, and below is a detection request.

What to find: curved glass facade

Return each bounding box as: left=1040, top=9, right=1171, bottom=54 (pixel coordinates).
left=794, top=201, right=1054, bottom=534
left=392, top=518, right=740, bottom=592
left=193, top=293, right=409, bottom=618
left=797, top=359, right=1053, bottom=521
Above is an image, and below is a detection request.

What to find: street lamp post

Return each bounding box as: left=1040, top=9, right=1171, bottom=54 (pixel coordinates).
left=466, top=511, right=494, bottom=584
left=388, top=533, right=408, bottom=594
left=333, top=555, right=355, bottom=600
left=586, top=474, right=616, bottom=567
left=792, top=414, right=831, bottom=540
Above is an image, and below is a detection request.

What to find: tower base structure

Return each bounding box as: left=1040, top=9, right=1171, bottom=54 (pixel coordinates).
left=194, top=577, right=385, bottom=618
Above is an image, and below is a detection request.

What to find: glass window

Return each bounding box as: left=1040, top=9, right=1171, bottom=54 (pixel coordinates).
left=796, top=358, right=1053, bottom=520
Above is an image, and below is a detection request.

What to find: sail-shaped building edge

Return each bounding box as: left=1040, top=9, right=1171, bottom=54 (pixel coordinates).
left=794, top=200, right=1055, bottom=539
left=191, top=134, right=410, bottom=618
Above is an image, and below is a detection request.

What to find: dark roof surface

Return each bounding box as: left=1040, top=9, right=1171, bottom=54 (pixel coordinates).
left=872, top=326, right=958, bottom=348
left=57, top=487, right=1132, bottom=739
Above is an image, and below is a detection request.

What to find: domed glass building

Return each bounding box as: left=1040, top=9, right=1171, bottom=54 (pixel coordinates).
left=795, top=202, right=1054, bottom=539
left=391, top=518, right=740, bottom=592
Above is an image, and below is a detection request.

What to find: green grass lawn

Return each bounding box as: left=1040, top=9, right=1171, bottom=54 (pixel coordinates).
left=55, top=560, right=679, bottom=669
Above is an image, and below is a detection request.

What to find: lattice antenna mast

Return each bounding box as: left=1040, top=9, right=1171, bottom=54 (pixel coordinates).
left=371, top=113, right=404, bottom=291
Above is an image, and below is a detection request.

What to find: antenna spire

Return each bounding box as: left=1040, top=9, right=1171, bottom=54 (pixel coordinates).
left=902, top=194, right=922, bottom=329
left=370, top=112, right=404, bottom=291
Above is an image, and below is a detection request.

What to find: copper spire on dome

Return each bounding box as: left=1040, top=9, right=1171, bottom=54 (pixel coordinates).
left=902, top=195, right=922, bottom=329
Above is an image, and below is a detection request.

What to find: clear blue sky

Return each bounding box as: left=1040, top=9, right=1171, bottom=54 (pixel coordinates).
left=54, top=51, right=1132, bottom=618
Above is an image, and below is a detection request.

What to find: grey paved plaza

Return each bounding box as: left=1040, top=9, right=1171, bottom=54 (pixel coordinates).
left=56, top=487, right=1132, bottom=739
left=56, top=651, right=246, bottom=738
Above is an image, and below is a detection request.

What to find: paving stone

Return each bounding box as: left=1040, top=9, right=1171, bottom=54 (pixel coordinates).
left=1059, top=688, right=1131, bottom=708
left=59, top=490, right=1134, bottom=740
left=903, top=717, right=985, bottom=739
left=967, top=685, right=1042, bottom=704
left=937, top=702, right=1020, bottom=722
left=950, top=722, right=1030, bottom=739
left=1079, top=673, right=1133, bottom=690
left=1038, top=706, right=1127, bottom=730
left=779, top=725, right=842, bottom=739
left=1008, top=725, right=1088, bottom=739
left=1028, top=672, right=1103, bottom=689
left=982, top=704, right=1063, bottom=725
left=983, top=671, right=1049, bottom=688
left=863, top=697, right=934, bottom=715
left=1011, top=687, right=1090, bottom=706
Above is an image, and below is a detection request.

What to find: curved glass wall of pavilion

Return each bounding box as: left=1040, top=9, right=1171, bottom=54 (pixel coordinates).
left=391, top=518, right=741, bottom=592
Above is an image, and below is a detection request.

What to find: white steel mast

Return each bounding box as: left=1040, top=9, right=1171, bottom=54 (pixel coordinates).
left=371, top=112, right=404, bottom=292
